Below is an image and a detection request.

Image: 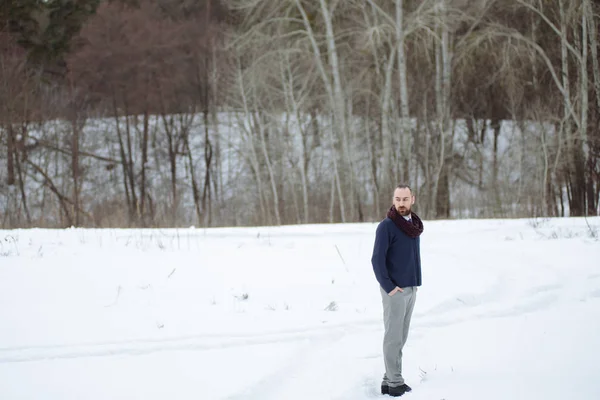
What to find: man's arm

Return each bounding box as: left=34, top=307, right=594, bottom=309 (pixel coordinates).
left=371, top=222, right=397, bottom=294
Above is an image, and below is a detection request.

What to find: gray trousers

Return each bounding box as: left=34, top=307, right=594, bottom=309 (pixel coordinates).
left=380, top=286, right=417, bottom=387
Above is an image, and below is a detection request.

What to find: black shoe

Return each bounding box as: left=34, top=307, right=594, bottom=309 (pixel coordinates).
left=388, top=383, right=412, bottom=397
left=381, top=383, right=389, bottom=395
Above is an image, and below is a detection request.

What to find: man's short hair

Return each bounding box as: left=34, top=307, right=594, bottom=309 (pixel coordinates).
left=396, top=184, right=412, bottom=194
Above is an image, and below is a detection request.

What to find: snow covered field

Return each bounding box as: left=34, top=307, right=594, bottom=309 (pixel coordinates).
left=1, top=217, right=599, bottom=400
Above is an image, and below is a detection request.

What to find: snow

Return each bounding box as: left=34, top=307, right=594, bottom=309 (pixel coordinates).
left=1, top=217, right=599, bottom=399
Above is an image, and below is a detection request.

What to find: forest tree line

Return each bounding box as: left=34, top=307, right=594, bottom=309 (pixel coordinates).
left=1, top=0, right=599, bottom=228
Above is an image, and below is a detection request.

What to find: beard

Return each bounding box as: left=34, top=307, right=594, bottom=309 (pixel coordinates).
left=396, top=205, right=411, bottom=216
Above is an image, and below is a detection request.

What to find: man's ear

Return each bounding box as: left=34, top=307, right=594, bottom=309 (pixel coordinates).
left=411, top=196, right=416, bottom=205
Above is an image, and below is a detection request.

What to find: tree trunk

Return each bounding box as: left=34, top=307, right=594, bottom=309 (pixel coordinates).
left=586, top=0, right=600, bottom=215
left=581, top=4, right=589, bottom=150
left=71, top=119, right=81, bottom=226
left=140, top=110, right=150, bottom=226
left=163, top=115, right=179, bottom=225
left=203, top=0, right=214, bottom=226
left=491, top=118, right=502, bottom=216
left=381, top=44, right=397, bottom=194
left=318, top=0, right=354, bottom=222
left=432, top=0, right=451, bottom=218
left=329, top=171, right=336, bottom=223
left=14, top=137, right=31, bottom=226
left=396, top=0, right=411, bottom=185
left=112, top=95, right=134, bottom=225
left=365, top=91, right=380, bottom=218
left=299, top=109, right=311, bottom=225
left=540, top=121, right=551, bottom=216
left=236, top=57, right=267, bottom=224
left=202, top=108, right=213, bottom=227
left=296, top=0, right=347, bottom=222
left=255, top=112, right=281, bottom=226
left=579, top=1, right=592, bottom=215
left=7, top=124, right=15, bottom=186
left=422, top=99, right=432, bottom=218
left=182, top=120, right=202, bottom=226
left=283, top=52, right=311, bottom=223
left=587, top=0, right=600, bottom=113
left=435, top=168, right=450, bottom=218
left=123, top=111, right=138, bottom=222
left=293, top=102, right=310, bottom=225
left=559, top=0, right=583, bottom=216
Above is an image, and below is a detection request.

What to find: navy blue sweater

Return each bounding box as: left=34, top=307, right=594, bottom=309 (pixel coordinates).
left=371, top=218, right=422, bottom=293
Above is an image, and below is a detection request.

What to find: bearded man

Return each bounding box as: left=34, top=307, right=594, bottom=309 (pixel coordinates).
left=371, top=184, right=424, bottom=397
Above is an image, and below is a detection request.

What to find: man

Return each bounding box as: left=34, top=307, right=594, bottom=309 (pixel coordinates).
left=371, top=184, right=424, bottom=397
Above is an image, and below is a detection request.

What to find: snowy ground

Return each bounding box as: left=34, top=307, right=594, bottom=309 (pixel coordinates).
left=1, top=217, right=599, bottom=400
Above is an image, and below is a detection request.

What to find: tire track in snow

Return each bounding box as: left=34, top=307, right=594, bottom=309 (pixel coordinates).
left=224, top=330, right=348, bottom=400
left=0, top=320, right=380, bottom=364
left=2, top=275, right=580, bottom=365
left=224, top=328, right=384, bottom=400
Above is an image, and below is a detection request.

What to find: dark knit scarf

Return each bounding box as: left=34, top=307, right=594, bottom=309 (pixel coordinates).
left=387, top=205, right=424, bottom=238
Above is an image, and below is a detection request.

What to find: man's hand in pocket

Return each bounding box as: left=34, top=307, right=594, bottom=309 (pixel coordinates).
left=388, top=286, right=404, bottom=296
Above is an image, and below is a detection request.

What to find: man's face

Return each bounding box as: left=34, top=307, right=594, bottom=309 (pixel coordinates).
left=393, top=187, right=415, bottom=216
